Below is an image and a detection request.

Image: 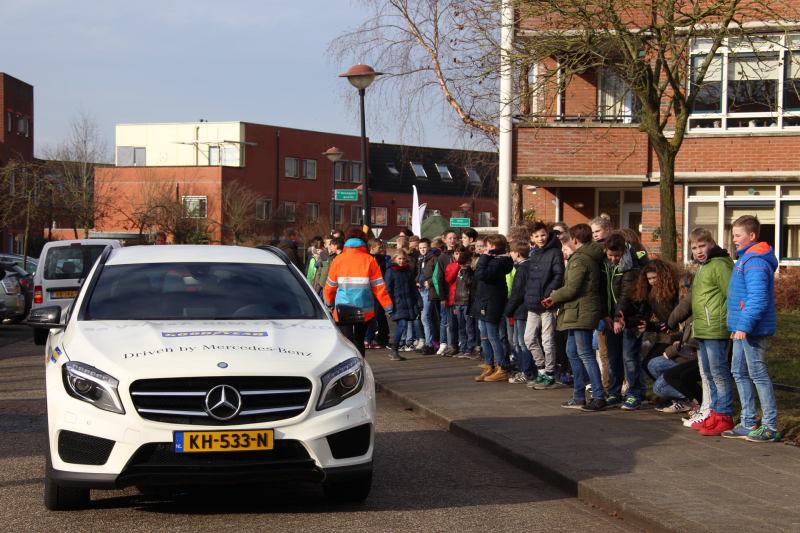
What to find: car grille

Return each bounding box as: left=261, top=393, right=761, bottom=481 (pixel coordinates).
left=129, top=376, right=313, bottom=426
left=58, top=430, right=115, bottom=465
left=127, top=440, right=311, bottom=468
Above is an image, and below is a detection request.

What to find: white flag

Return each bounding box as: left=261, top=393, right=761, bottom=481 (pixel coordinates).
left=412, top=185, right=423, bottom=237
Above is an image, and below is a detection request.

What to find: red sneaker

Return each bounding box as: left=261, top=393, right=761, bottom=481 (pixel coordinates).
left=700, top=414, right=734, bottom=436
left=692, top=410, right=716, bottom=431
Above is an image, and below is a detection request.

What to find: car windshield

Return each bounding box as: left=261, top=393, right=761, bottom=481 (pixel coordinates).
left=84, top=262, right=321, bottom=320
left=43, top=246, right=107, bottom=280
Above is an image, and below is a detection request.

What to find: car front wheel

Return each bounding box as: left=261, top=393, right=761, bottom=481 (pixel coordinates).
left=322, top=472, right=372, bottom=503
left=44, top=442, right=90, bottom=511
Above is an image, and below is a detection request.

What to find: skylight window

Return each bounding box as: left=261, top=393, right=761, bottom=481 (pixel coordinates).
left=436, top=164, right=452, bottom=180
left=410, top=162, right=427, bottom=178
left=386, top=162, right=400, bottom=175
left=466, top=168, right=482, bottom=186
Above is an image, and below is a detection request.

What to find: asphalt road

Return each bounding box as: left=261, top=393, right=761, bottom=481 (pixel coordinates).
left=0, top=336, right=640, bottom=532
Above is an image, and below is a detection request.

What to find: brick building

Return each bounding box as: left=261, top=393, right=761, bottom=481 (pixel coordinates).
left=513, top=27, right=800, bottom=265
left=94, top=122, right=498, bottom=243
left=1, top=73, right=35, bottom=253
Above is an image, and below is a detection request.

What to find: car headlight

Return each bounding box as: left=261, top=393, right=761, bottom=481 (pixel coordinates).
left=62, top=361, right=125, bottom=414
left=317, top=357, right=364, bottom=411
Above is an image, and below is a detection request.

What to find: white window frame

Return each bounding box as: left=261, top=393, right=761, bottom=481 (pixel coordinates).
left=209, top=146, right=220, bottom=165
left=688, top=34, right=797, bottom=131
left=598, top=68, right=637, bottom=123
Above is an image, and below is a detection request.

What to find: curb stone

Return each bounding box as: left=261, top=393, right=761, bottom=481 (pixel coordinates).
left=376, top=377, right=712, bottom=533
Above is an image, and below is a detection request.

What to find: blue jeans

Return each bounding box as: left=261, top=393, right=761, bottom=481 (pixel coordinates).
left=513, top=320, right=534, bottom=377
left=420, top=289, right=435, bottom=345
left=456, top=305, right=476, bottom=352
left=698, top=339, right=733, bottom=417
left=440, top=304, right=458, bottom=348
left=402, top=318, right=423, bottom=345
left=732, top=335, right=778, bottom=430
left=393, top=318, right=408, bottom=347
left=567, top=329, right=605, bottom=401
left=648, top=356, right=687, bottom=401
left=479, top=320, right=507, bottom=368
left=605, top=328, right=646, bottom=399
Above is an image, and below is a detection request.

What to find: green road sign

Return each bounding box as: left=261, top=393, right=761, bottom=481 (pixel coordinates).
left=334, top=189, right=359, bottom=201
left=449, top=217, right=470, bottom=227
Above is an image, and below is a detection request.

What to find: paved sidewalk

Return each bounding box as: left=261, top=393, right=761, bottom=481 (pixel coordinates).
left=366, top=349, right=800, bottom=533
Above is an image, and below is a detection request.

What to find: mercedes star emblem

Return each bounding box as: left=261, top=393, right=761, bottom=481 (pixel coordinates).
left=204, top=384, right=242, bottom=420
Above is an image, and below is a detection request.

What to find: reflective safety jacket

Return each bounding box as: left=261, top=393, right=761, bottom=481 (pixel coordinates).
left=324, top=238, right=393, bottom=321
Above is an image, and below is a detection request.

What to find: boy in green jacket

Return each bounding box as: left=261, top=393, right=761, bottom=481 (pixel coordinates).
left=687, top=227, right=735, bottom=436
left=542, top=224, right=607, bottom=412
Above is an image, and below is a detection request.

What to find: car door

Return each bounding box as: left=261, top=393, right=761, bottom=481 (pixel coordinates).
left=40, top=244, right=109, bottom=312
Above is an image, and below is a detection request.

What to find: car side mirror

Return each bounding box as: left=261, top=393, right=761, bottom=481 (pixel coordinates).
left=335, top=304, right=365, bottom=326
left=27, top=305, right=66, bottom=329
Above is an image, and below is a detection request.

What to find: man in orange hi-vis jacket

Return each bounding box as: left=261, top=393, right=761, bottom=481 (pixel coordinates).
left=325, top=228, right=394, bottom=357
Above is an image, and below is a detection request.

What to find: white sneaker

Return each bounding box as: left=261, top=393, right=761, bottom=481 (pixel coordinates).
left=402, top=345, right=414, bottom=352
left=657, top=401, right=691, bottom=413
left=436, top=344, right=447, bottom=355
left=415, top=339, right=425, bottom=350
left=683, top=411, right=709, bottom=428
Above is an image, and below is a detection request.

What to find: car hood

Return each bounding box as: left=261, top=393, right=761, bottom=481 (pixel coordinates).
left=57, top=319, right=357, bottom=378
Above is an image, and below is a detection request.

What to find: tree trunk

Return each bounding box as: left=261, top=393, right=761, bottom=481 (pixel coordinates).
left=511, top=182, right=523, bottom=228
left=22, top=195, right=32, bottom=265
left=656, top=151, right=678, bottom=262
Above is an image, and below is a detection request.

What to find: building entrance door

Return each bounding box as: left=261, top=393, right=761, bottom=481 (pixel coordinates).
left=623, top=205, right=643, bottom=235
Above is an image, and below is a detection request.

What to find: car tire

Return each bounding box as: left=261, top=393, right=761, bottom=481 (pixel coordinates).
left=34, top=328, right=48, bottom=346
left=322, top=473, right=372, bottom=503
left=44, top=441, right=90, bottom=511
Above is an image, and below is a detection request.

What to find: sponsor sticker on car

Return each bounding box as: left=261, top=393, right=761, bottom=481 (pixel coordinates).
left=162, top=331, right=268, bottom=338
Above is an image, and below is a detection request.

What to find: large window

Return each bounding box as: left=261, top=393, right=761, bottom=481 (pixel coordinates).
left=117, top=147, right=146, bottom=166
left=306, top=202, right=319, bottom=221
left=209, top=146, right=220, bottom=165
left=689, top=35, right=800, bottom=130
left=599, top=68, right=638, bottom=123
left=182, top=196, right=207, bottom=218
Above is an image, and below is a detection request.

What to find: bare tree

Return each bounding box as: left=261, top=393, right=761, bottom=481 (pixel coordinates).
left=0, top=161, right=54, bottom=269
left=510, top=0, right=796, bottom=260
left=329, top=0, right=501, bottom=147
left=40, top=110, right=114, bottom=238
left=220, top=181, right=262, bottom=245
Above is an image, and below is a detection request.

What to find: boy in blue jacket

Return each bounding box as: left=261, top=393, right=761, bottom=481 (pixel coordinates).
left=724, top=215, right=780, bottom=443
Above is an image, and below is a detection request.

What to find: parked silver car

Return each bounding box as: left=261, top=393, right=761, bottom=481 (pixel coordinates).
left=1, top=262, right=28, bottom=323
left=0, top=254, right=38, bottom=275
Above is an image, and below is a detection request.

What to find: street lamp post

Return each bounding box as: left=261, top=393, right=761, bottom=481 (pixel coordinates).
left=323, top=147, right=345, bottom=233
left=339, top=64, right=383, bottom=231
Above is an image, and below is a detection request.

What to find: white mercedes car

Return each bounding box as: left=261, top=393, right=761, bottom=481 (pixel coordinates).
left=29, top=245, right=374, bottom=511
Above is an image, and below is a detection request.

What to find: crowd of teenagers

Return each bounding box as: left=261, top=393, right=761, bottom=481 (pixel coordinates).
left=306, top=213, right=782, bottom=443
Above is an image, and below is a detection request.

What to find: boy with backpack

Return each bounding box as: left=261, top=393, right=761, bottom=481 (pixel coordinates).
left=542, top=224, right=607, bottom=411
left=723, top=216, right=780, bottom=442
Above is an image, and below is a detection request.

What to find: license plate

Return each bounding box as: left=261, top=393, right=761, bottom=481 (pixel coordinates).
left=51, top=291, right=78, bottom=299
left=174, top=429, right=273, bottom=453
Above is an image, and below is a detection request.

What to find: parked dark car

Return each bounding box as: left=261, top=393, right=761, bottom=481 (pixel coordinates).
left=1, top=262, right=33, bottom=323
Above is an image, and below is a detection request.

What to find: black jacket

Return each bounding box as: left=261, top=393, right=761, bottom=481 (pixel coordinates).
left=525, top=231, right=565, bottom=313
left=423, top=248, right=442, bottom=301
left=277, top=239, right=303, bottom=271
left=436, top=249, right=455, bottom=305
left=600, top=245, right=647, bottom=319
left=474, top=252, right=514, bottom=324
left=505, top=259, right=530, bottom=320
left=453, top=266, right=475, bottom=307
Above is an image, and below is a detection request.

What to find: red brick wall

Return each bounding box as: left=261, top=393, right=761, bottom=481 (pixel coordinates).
left=0, top=73, right=34, bottom=165
left=513, top=125, right=649, bottom=177
left=641, top=184, right=684, bottom=259
left=670, top=135, right=800, bottom=173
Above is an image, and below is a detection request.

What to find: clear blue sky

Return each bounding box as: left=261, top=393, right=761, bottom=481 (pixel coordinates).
left=1, top=0, right=454, bottom=156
